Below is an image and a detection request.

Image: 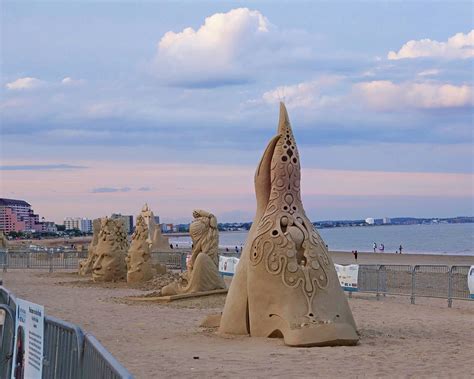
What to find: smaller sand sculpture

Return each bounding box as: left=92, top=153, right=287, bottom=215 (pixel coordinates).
left=78, top=218, right=101, bottom=276
left=126, top=214, right=155, bottom=283
left=0, top=231, right=8, bottom=250
left=161, top=209, right=225, bottom=295
left=140, top=204, right=172, bottom=252
left=92, top=217, right=128, bottom=282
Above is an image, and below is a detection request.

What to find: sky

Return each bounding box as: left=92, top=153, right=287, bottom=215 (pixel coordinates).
left=0, top=1, right=473, bottom=224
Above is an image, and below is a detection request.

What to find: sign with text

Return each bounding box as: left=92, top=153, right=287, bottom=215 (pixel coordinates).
left=335, top=264, right=359, bottom=292
left=468, top=265, right=474, bottom=299
left=219, top=256, right=240, bottom=276
left=11, top=298, right=44, bottom=379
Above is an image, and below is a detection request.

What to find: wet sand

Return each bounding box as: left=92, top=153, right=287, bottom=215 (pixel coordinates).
left=2, top=270, right=473, bottom=378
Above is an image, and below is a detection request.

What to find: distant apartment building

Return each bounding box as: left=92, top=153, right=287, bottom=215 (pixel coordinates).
left=111, top=214, right=134, bottom=234
left=365, top=218, right=375, bottom=225
left=0, top=198, right=48, bottom=233
left=64, top=217, right=93, bottom=233
left=382, top=217, right=391, bottom=224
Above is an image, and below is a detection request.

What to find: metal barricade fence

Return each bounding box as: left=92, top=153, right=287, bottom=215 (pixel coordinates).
left=150, top=252, right=187, bottom=271
left=0, top=287, right=133, bottom=378
left=82, top=334, right=133, bottom=379
left=43, top=315, right=84, bottom=379
left=352, top=264, right=473, bottom=307
left=1, top=251, right=187, bottom=272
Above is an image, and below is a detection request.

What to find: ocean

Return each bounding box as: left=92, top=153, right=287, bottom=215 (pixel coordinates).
left=170, top=223, right=474, bottom=255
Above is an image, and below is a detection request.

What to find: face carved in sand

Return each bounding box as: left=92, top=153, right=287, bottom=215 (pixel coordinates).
left=92, top=218, right=128, bottom=282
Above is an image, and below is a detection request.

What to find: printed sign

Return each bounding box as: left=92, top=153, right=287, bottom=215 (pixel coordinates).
left=219, top=256, right=240, bottom=276
left=11, top=298, right=44, bottom=379
left=468, top=265, right=474, bottom=299
left=335, top=264, right=359, bottom=292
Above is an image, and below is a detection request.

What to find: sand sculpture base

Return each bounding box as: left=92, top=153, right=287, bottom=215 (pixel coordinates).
left=125, top=288, right=228, bottom=303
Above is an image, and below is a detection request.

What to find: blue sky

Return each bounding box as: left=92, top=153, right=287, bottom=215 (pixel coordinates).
left=1, top=1, right=473, bottom=223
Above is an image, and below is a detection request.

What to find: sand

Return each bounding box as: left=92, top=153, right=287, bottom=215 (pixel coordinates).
left=2, top=269, right=473, bottom=378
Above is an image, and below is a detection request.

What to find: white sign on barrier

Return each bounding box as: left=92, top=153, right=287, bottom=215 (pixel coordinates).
left=11, top=298, right=44, bottom=379
left=335, top=264, right=359, bottom=292
left=219, top=256, right=240, bottom=276
left=468, top=265, right=474, bottom=299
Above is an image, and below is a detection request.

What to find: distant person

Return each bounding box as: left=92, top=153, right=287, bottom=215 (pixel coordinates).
left=373, top=242, right=377, bottom=252
left=399, top=244, right=403, bottom=254
left=380, top=243, right=384, bottom=252
left=175, top=243, right=178, bottom=248
left=170, top=243, right=173, bottom=249
left=355, top=250, right=358, bottom=261
left=226, top=247, right=229, bottom=252
left=235, top=246, right=238, bottom=253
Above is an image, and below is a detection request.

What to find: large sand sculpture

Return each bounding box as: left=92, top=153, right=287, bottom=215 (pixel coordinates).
left=218, top=103, right=358, bottom=347
left=92, top=217, right=128, bottom=282
left=140, top=204, right=172, bottom=252
left=78, top=218, right=101, bottom=276
left=126, top=214, right=155, bottom=283
left=161, top=209, right=225, bottom=295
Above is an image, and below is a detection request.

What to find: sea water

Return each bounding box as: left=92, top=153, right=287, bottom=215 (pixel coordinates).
left=169, top=223, right=474, bottom=255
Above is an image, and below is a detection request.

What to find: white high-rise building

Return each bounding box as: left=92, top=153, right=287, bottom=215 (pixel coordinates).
left=64, top=217, right=93, bottom=232
left=365, top=217, right=375, bottom=225
left=383, top=217, right=391, bottom=224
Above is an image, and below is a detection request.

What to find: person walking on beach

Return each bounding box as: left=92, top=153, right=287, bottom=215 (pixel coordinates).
left=353, top=250, right=358, bottom=261
left=373, top=242, right=377, bottom=252
left=380, top=243, right=384, bottom=252
left=399, top=244, right=403, bottom=254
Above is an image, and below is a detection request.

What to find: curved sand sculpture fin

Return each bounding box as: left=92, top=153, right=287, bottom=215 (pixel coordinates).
left=78, top=218, right=101, bottom=276
left=219, top=103, right=358, bottom=346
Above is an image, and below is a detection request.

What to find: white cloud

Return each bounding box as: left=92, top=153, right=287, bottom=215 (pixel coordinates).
left=5, top=77, right=44, bottom=90
left=388, top=30, right=474, bottom=60
left=152, top=8, right=310, bottom=87
left=262, top=76, right=343, bottom=108
left=354, top=80, right=473, bottom=110
left=61, top=77, right=84, bottom=86
left=417, top=69, right=441, bottom=77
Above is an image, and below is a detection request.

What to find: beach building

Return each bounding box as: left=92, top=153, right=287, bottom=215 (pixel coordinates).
left=383, top=217, right=391, bottom=224
left=64, top=217, right=93, bottom=232
left=365, top=217, right=375, bottom=225
left=0, top=198, right=46, bottom=233
left=111, top=214, right=134, bottom=234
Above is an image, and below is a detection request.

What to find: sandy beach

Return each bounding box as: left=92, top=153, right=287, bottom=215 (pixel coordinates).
left=2, top=269, right=473, bottom=378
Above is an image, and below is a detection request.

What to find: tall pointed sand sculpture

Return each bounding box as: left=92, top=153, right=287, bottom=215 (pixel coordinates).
left=78, top=218, right=101, bottom=276
left=219, top=103, right=358, bottom=347
left=140, top=204, right=172, bottom=252
left=92, top=218, right=128, bottom=282
left=126, top=214, right=155, bottom=283
left=161, top=209, right=226, bottom=295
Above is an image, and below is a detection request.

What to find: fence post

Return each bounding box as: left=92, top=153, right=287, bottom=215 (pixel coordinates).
left=49, top=252, right=53, bottom=273
left=180, top=252, right=187, bottom=272
left=447, top=266, right=453, bottom=308
left=411, top=265, right=416, bottom=305
left=3, top=252, right=7, bottom=273
left=376, top=265, right=380, bottom=301
left=27, top=252, right=31, bottom=268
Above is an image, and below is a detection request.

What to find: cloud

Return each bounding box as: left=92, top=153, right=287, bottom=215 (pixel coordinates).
left=262, top=76, right=343, bottom=108
left=0, top=164, right=87, bottom=171
left=151, top=8, right=311, bottom=87
left=354, top=80, right=473, bottom=110
left=137, top=187, right=152, bottom=192
left=417, top=69, right=441, bottom=77
left=61, top=77, right=84, bottom=86
left=388, top=30, right=474, bottom=60
left=5, top=77, right=44, bottom=90
left=91, top=187, right=131, bottom=193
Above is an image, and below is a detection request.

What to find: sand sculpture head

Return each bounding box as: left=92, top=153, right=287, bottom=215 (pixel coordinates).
left=161, top=209, right=225, bottom=295
left=219, top=103, right=358, bottom=346
left=139, top=203, right=171, bottom=252
left=126, top=214, right=155, bottom=283
left=189, top=210, right=219, bottom=268
left=92, top=217, right=128, bottom=282
left=78, top=218, right=101, bottom=276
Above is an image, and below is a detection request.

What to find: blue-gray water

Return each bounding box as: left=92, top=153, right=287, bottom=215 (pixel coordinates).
left=170, top=223, right=474, bottom=255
